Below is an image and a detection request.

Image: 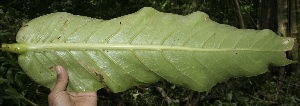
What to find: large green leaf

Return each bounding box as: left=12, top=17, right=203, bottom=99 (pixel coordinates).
left=1, top=7, right=294, bottom=93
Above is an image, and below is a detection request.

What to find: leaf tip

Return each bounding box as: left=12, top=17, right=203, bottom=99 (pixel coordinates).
left=283, top=37, right=295, bottom=51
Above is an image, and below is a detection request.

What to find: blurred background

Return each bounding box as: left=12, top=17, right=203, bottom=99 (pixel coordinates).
left=0, top=0, right=299, bottom=105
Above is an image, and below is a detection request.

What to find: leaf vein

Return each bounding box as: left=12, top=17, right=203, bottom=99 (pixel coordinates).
left=161, top=50, right=206, bottom=89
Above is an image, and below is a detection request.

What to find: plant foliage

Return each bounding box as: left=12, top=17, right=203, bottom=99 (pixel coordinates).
left=1, top=7, right=294, bottom=93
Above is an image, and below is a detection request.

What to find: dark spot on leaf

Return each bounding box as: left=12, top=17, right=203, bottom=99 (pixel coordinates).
left=120, top=22, right=121, bottom=25
left=95, top=72, right=104, bottom=82
left=48, top=66, right=54, bottom=70
left=205, top=17, right=209, bottom=20
left=64, top=20, right=68, bottom=25
left=235, top=53, right=238, bottom=54
left=57, top=36, right=61, bottom=39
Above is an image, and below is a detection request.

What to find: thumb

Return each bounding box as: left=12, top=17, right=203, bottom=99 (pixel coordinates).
left=51, top=65, right=69, bottom=93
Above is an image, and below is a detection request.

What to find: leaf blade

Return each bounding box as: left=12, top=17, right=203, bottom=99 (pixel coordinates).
left=2, top=7, right=294, bottom=92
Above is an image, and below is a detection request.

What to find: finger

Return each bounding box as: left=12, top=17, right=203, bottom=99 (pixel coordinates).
left=51, top=65, right=69, bottom=93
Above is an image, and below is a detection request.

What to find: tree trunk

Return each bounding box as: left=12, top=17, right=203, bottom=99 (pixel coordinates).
left=287, top=0, right=299, bottom=72
left=297, top=0, right=300, bottom=29
left=277, top=0, right=288, bottom=36
left=277, top=0, right=299, bottom=74
left=259, top=0, right=277, bottom=31
left=277, top=0, right=289, bottom=80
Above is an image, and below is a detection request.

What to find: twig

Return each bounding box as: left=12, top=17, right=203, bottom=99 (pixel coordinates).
left=155, top=86, right=172, bottom=104
left=185, top=91, right=201, bottom=106
left=234, top=0, right=245, bottom=29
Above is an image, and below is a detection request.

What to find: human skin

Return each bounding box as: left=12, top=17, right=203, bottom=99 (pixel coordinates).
left=48, top=65, right=97, bottom=106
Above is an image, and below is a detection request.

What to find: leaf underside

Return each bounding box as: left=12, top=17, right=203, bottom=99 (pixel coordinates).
left=2, top=7, right=294, bottom=92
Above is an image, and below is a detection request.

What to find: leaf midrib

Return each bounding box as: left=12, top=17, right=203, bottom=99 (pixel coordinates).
left=11, top=43, right=283, bottom=52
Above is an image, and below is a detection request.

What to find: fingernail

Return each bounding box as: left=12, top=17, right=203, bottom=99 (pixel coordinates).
left=56, top=66, right=62, bottom=74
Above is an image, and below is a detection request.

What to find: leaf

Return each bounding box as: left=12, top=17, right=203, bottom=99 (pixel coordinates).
left=1, top=7, right=294, bottom=92
left=5, top=87, right=38, bottom=106
left=0, top=77, right=6, bottom=84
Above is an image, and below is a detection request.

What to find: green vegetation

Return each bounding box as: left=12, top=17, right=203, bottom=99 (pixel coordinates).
left=2, top=7, right=294, bottom=93
left=1, top=0, right=299, bottom=105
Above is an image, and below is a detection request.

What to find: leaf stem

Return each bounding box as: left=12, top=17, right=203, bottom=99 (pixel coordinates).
left=1, top=43, right=28, bottom=54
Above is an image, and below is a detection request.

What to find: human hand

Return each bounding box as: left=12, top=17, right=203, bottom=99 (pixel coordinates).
left=48, top=65, right=97, bottom=106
